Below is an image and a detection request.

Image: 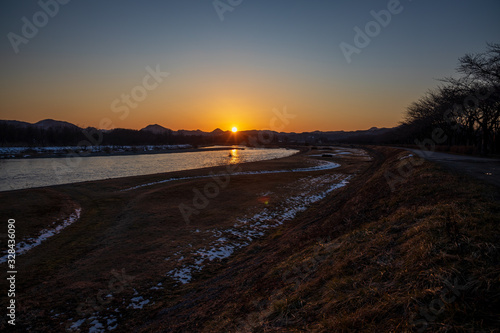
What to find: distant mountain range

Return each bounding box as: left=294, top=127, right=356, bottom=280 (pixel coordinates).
left=0, top=119, right=397, bottom=145
left=141, top=124, right=229, bottom=137
left=137, top=122, right=394, bottom=141
left=1, top=119, right=80, bottom=130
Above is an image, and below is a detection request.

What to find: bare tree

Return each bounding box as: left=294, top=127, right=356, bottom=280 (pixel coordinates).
left=403, top=43, right=500, bottom=154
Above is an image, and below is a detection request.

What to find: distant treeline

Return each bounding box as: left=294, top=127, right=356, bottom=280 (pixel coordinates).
left=0, top=123, right=90, bottom=147
left=0, top=123, right=265, bottom=147
left=395, top=43, right=500, bottom=154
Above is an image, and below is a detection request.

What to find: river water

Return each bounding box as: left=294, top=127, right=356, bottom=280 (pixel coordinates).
left=0, top=147, right=298, bottom=191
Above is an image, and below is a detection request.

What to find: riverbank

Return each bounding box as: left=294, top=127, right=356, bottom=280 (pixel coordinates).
left=0, top=146, right=498, bottom=332
left=0, top=144, right=257, bottom=159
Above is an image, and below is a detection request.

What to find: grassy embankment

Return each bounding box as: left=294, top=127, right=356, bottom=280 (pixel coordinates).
left=145, top=147, right=500, bottom=332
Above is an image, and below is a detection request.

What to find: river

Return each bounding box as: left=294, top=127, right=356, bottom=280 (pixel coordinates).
left=0, top=147, right=298, bottom=191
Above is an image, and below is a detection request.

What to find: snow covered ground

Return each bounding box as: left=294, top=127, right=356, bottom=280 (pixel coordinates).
left=310, top=147, right=371, bottom=158
left=0, top=144, right=192, bottom=157
left=0, top=207, right=81, bottom=264
left=166, top=173, right=351, bottom=284
left=399, top=154, right=413, bottom=160
left=64, top=171, right=352, bottom=332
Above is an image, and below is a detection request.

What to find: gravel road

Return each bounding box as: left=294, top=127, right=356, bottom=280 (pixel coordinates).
left=400, top=148, right=500, bottom=188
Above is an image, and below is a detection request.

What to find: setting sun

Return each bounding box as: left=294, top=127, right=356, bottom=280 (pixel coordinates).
left=232, top=127, right=238, bottom=133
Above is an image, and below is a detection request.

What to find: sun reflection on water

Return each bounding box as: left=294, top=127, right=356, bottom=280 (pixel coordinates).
left=228, top=148, right=240, bottom=164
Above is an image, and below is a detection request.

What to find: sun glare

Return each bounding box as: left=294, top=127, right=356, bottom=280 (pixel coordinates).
left=232, top=127, right=238, bottom=133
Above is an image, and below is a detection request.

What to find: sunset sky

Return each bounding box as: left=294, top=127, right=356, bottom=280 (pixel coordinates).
left=1, top=0, right=499, bottom=132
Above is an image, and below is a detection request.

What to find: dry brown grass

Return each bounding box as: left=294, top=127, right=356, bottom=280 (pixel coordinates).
left=142, top=147, right=499, bottom=332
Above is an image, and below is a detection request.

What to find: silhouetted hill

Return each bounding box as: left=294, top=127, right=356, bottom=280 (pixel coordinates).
left=211, top=128, right=225, bottom=135
left=0, top=120, right=32, bottom=128
left=34, top=119, right=80, bottom=130
left=141, top=124, right=173, bottom=134
left=177, top=129, right=210, bottom=136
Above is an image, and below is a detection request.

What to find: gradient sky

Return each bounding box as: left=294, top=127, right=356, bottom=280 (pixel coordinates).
left=1, top=0, right=499, bottom=132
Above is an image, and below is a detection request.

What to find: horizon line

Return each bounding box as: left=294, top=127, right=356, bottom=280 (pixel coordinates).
left=1, top=118, right=393, bottom=134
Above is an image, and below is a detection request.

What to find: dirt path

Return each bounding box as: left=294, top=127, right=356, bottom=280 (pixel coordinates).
left=398, top=148, right=500, bottom=188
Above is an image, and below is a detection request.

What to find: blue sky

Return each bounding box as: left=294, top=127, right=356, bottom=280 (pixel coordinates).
left=1, top=0, right=499, bottom=131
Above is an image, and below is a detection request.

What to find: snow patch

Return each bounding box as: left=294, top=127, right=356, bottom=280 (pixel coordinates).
left=69, top=318, right=86, bottom=330
left=0, top=144, right=192, bottom=156
left=0, top=207, right=82, bottom=263
left=88, top=319, right=105, bottom=333
left=167, top=267, right=194, bottom=284
left=127, top=296, right=150, bottom=309
left=166, top=174, right=351, bottom=285
left=400, top=154, right=413, bottom=160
